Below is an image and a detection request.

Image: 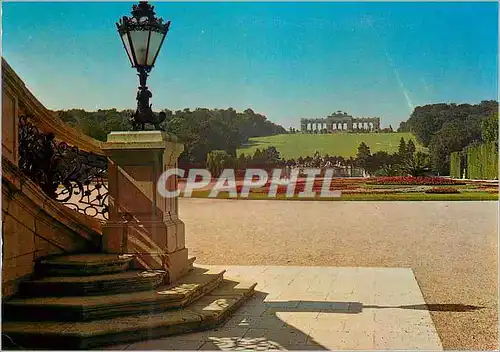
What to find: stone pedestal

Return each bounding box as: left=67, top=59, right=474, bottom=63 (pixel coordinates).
left=101, top=131, right=189, bottom=282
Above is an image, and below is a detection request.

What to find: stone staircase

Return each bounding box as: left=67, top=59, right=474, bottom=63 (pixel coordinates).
left=2, top=254, right=256, bottom=350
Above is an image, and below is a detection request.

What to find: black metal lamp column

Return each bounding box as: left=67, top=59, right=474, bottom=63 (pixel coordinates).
left=116, top=1, right=170, bottom=130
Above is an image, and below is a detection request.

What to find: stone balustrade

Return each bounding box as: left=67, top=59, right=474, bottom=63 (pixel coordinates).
left=2, top=58, right=110, bottom=297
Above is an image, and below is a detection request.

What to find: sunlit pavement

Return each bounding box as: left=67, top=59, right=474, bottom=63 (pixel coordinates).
left=108, top=266, right=442, bottom=350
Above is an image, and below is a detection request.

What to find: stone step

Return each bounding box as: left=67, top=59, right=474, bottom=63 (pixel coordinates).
left=19, top=270, right=166, bottom=297
left=37, top=254, right=136, bottom=276
left=4, top=267, right=225, bottom=321
left=2, top=279, right=256, bottom=350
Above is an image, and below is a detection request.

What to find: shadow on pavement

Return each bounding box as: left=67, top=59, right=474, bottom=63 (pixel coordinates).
left=364, top=303, right=484, bottom=312
left=196, top=291, right=481, bottom=351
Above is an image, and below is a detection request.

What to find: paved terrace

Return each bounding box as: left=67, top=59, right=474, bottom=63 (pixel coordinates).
left=179, top=199, right=498, bottom=350
left=62, top=191, right=497, bottom=349
left=115, top=266, right=441, bottom=350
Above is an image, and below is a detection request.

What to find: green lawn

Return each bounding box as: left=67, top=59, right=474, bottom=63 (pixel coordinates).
left=238, top=132, right=426, bottom=159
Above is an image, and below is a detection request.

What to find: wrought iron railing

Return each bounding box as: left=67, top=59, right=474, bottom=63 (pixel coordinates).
left=18, top=115, right=109, bottom=220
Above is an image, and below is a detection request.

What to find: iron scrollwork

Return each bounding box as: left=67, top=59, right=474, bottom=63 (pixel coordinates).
left=18, top=116, right=109, bottom=220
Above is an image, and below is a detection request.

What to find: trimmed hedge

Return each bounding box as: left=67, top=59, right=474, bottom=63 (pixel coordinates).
left=449, top=152, right=462, bottom=178
left=465, top=142, right=498, bottom=180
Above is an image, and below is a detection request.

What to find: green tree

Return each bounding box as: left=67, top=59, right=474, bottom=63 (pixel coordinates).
left=398, top=137, right=407, bottom=157
left=57, top=106, right=287, bottom=165
left=206, top=150, right=234, bottom=177
left=429, top=122, right=480, bottom=175
left=400, top=152, right=431, bottom=177
left=482, top=112, right=499, bottom=143
left=407, top=139, right=416, bottom=156
left=355, top=142, right=371, bottom=169
left=365, top=151, right=392, bottom=175
left=264, top=146, right=281, bottom=165
left=398, top=121, right=408, bottom=133
left=252, top=148, right=265, bottom=164
left=236, top=154, right=248, bottom=169
left=400, top=100, right=498, bottom=146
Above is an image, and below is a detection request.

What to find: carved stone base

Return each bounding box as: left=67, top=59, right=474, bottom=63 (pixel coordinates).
left=102, top=220, right=190, bottom=282
left=101, top=131, right=189, bottom=283
left=129, top=249, right=190, bottom=283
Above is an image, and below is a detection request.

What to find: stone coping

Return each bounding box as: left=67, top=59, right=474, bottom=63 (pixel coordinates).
left=103, top=131, right=181, bottom=150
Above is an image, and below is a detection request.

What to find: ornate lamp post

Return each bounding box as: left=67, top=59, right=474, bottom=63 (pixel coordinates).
left=116, top=1, right=170, bottom=130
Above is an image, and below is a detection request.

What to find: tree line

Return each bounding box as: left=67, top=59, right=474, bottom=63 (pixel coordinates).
left=354, top=138, right=431, bottom=177
left=397, top=100, right=498, bottom=174
left=57, top=100, right=498, bottom=177
left=56, top=107, right=286, bottom=165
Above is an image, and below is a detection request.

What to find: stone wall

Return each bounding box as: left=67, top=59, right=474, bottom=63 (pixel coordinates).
left=2, top=159, right=102, bottom=298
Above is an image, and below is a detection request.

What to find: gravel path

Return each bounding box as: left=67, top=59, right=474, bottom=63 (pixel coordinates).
left=180, top=199, right=498, bottom=350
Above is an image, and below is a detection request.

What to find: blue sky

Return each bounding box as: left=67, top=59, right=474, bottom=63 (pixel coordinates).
left=3, top=1, right=498, bottom=128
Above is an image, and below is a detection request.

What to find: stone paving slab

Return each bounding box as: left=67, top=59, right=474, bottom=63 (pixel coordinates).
left=116, top=265, right=443, bottom=350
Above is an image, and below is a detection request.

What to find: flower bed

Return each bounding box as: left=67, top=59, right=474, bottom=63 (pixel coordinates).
left=367, top=176, right=464, bottom=186
left=214, top=177, right=472, bottom=197
left=424, top=187, right=460, bottom=194
left=342, top=186, right=428, bottom=194
left=233, top=181, right=361, bottom=196
left=477, top=184, right=499, bottom=189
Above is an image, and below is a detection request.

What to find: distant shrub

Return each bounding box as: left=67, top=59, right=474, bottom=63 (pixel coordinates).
left=206, top=150, right=235, bottom=177
left=424, top=187, right=460, bottom=194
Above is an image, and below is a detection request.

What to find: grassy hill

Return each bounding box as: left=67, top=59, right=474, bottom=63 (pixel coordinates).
left=238, top=132, right=426, bottom=159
